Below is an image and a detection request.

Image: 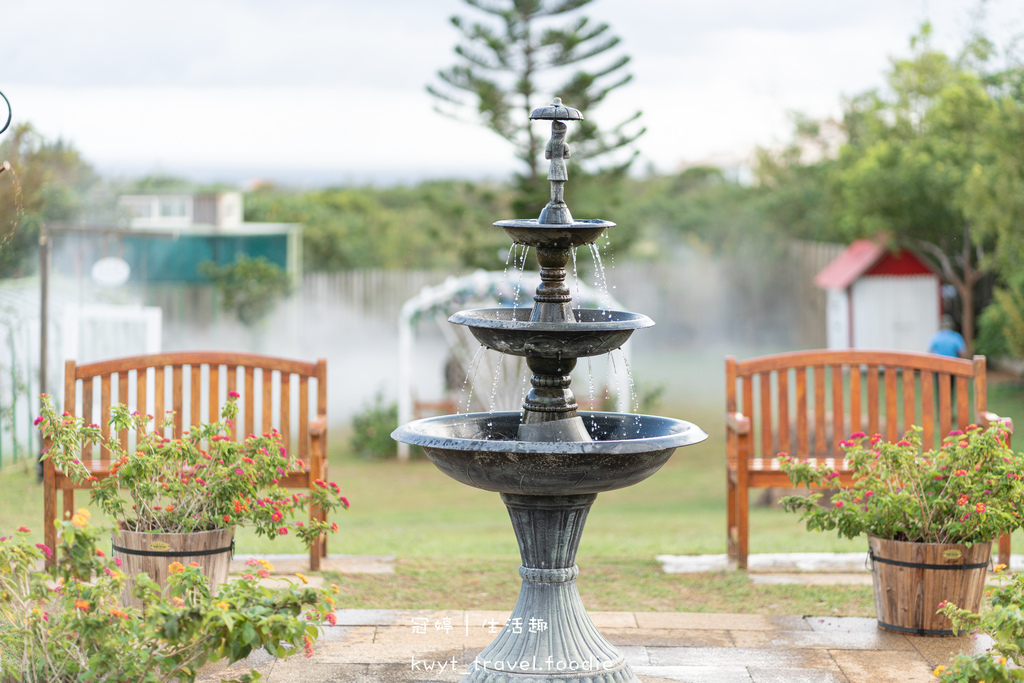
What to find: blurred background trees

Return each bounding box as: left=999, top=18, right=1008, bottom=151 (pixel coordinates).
left=2, top=23, right=1023, bottom=364
left=0, top=123, right=97, bottom=277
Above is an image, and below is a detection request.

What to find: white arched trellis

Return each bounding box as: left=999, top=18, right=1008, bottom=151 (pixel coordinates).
left=396, top=269, right=634, bottom=460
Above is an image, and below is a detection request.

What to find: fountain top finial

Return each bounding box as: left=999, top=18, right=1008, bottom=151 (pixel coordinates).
left=530, top=97, right=584, bottom=121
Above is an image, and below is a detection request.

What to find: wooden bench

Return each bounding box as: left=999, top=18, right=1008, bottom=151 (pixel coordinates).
left=42, top=352, right=329, bottom=570
left=725, top=350, right=1013, bottom=570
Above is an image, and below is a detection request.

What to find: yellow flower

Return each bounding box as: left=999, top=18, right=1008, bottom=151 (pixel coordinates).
left=295, top=572, right=308, bottom=584
left=995, top=563, right=1008, bottom=573
left=216, top=601, right=230, bottom=609
left=257, top=558, right=275, bottom=572
left=1001, top=657, right=1008, bottom=665
left=71, top=514, right=88, bottom=528
left=167, top=562, right=185, bottom=575
left=76, top=508, right=91, bottom=520
left=932, top=664, right=945, bottom=676
left=331, top=584, right=339, bottom=594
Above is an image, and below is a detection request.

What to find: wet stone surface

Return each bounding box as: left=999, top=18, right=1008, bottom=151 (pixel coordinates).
left=194, top=610, right=989, bottom=683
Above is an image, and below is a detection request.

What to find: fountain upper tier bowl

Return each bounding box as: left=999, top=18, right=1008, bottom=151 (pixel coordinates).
left=392, top=411, right=707, bottom=495
left=495, top=218, right=614, bottom=248
left=449, top=308, right=653, bottom=359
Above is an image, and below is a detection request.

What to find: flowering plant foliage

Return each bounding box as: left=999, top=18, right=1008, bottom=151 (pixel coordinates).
left=933, top=564, right=1021, bottom=682
left=0, top=518, right=339, bottom=682
left=37, top=394, right=348, bottom=547
left=779, top=423, right=1023, bottom=544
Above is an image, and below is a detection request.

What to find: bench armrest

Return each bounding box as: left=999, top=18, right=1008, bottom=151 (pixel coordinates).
left=726, top=412, right=751, bottom=436
left=309, top=415, right=327, bottom=437
left=980, top=411, right=1014, bottom=434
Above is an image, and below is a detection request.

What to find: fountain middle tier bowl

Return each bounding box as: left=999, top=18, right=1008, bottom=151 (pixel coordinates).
left=391, top=411, right=708, bottom=495
left=450, top=308, right=653, bottom=358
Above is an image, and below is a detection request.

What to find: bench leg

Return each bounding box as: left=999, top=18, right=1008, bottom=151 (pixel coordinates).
left=63, top=488, right=75, bottom=522
left=727, top=468, right=737, bottom=561
left=736, top=483, right=749, bottom=571
left=309, top=504, right=322, bottom=572
left=999, top=533, right=1011, bottom=569
left=43, top=462, right=57, bottom=568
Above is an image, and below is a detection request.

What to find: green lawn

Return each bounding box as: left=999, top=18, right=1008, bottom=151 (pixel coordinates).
left=4, top=374, right=1022, bottom=616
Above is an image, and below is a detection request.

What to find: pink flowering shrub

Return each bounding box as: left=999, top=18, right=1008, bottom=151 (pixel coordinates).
left=37, top=394, right=349, bottom=547
left=779, top=424, right=1023, bottom=543
left=933, top=564, right=1023, bottom=681
left=0, top=519, right=336, bottom=682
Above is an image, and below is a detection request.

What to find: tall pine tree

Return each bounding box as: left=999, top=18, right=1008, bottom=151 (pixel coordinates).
left=427, top=0, right=644, bottom=214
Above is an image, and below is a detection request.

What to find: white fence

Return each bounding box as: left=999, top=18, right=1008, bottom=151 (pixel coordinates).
left=0, top=278, right=161, bottom=467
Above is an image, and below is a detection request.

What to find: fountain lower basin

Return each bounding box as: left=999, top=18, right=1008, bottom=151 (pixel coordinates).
left=391, top=411, right=707, bottom=495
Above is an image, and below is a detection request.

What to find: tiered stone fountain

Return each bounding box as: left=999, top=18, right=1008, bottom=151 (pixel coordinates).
left=393, top=99, right=707, bottom=683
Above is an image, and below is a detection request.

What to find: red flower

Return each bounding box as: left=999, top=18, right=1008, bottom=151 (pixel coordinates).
left=228, top=391, right=240, bottom=399
left=223, top=514, right=231, bottom=523
left=957, top=495, right=969, bottom=506
left=976, top=502, right=986, bottom=514
left=278, top=527, right=288, bottom=535
left=850, top=431, right=865, bottom=439
left=17, top=526, right=30, bottom=533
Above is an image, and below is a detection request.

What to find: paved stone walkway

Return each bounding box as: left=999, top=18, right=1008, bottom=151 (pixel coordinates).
left=199, top=609, right=993, bottom=682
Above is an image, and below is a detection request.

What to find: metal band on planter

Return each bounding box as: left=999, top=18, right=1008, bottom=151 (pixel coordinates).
left=112, top=539, right=235, bottom=557
left=874, top=620, right=955, bottom=637
left=868, top=551, right=989, bottom=571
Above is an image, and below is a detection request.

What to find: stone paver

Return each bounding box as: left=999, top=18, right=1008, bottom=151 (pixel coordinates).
left=195, top=610, right=986, bottom=682
left=906, top=631, right=996, bottom=667
left=646, top=645, right=841, bottom=671
left=729, top=628, right=914, bottom=651
left=828, top=649, right=937, bottom=683
left=636, top=612, right=810, bottom=631
left=603, top=627, right=734, bottom=647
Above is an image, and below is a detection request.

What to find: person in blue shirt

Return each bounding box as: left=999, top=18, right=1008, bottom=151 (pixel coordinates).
left=928, top=315, right=966, bottom=358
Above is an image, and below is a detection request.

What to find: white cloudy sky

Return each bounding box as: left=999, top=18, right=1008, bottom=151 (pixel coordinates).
left=2, top=0, right=1022, bottom=185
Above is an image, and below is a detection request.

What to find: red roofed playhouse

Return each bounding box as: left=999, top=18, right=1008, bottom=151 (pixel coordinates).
left=814, top=238, right=941, bottom=351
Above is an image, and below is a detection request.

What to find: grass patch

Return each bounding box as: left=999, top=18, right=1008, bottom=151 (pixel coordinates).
left=323, top=556, right=877, bottom=616
left=4, top=376, right=1021, bottom=616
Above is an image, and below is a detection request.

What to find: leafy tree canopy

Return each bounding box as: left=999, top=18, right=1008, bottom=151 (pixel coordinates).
left=428, top=0, right=645, bottom=215
left=0, top=123, right=97, bottom=277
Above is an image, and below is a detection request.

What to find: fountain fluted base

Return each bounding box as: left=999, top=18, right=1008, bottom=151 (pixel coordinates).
left=463, top=493, right=636, bottom=683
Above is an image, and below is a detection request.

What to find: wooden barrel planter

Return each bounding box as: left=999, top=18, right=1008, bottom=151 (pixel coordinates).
left=868, top=535, right=991, bottom=636
left=112, top=527, right=234, bottom=610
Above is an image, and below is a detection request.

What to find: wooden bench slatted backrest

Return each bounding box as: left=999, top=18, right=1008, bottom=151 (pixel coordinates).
left=725, top=350, right=1012, bottom=570
left=44, top=352, right=328, bottom=570
left=727, top=351, right=986, bottom=464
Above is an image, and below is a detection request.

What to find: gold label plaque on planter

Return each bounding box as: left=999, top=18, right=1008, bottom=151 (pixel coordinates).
left=942, top=549, right=963, bottom=560
left=150, top=541, right=171, bottom=552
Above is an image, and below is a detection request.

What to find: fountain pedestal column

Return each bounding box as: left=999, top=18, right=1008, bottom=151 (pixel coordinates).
left=465, top=493, right=634, bottom=682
